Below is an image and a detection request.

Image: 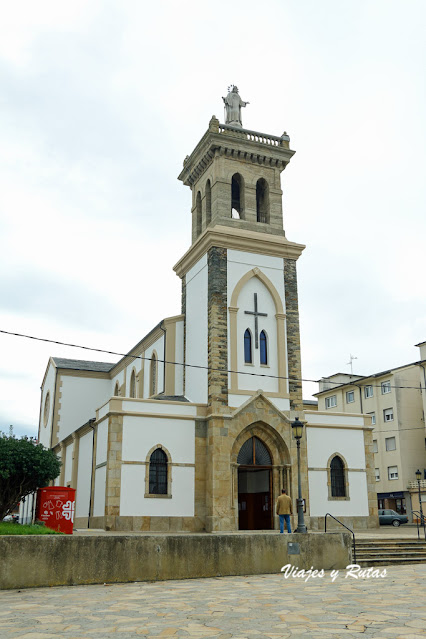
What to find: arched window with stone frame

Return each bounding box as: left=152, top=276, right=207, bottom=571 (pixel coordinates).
left=149, top=448, right=168, bottom=494
left=205, top=179, right=212, bottom=226
left=244, top=328, right=252, bottom=364
left=231, top=173, right=244, bottom=219
left=144, top=444, right=172, bottom=497
left=150, top=352, right=158, bottom=397
left=114, top=381, right=120, bottom=396
left=256, top=178, right=270, bottom=223
left=260, top=330, right=268, bottom=365
left=129, top=368, right=137, bottom=398
left=327, top=454, right=349, bottom=500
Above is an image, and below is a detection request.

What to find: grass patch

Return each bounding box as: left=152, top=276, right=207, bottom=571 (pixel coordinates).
left=0, top=522, right=63, bottom=535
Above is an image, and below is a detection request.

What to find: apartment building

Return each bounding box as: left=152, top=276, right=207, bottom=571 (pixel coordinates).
left=315, top=343, right=426, bottom=519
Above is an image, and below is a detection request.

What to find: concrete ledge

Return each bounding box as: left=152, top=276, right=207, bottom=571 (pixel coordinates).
left=0, top=532, right=351, bottom=590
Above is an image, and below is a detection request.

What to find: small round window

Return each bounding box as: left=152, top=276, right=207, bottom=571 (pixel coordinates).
left=43, top=392, right=50, bottom=427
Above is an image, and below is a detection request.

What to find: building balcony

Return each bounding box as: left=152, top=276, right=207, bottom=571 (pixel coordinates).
left=407, top=480, right=426, bottom=489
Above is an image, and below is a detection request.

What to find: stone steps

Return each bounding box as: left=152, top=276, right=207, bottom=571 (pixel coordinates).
left=354, top=540, right=426, bottom=567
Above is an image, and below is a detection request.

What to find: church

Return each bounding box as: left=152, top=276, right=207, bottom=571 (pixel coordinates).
left=38, top=88, right=378, bottom=532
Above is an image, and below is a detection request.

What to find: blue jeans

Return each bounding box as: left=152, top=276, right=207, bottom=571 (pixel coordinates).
left=279, top=514, right=291, bottom=533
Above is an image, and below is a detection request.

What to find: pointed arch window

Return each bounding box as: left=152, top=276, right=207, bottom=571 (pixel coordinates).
left=149, top=448, right=168, bottom=494
left=330, top=456, right=346, bottom=497
left=114, top=381, right=120, bottom=396
left=244, top=329, right=252, bottom=364
left=256, top=178, right=269, bottom=223
left=130, top=369, right=136, bottom=398
left=260, top=330, right=268, bottom=365
left=150, top=353, right=157, bottom=396
left=237, top=436, right=272, bottom=466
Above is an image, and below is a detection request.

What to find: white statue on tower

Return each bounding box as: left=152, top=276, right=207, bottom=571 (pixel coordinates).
left=222, top=85, right=249, bottom=128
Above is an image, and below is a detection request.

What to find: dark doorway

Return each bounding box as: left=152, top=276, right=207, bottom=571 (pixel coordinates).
left=237, top=436, right=273, bottom=530
left=238, top=468, right=272, bottom=530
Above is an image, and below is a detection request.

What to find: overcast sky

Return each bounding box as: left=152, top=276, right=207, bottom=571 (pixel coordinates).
left=1, top=0, right=425, bottom=439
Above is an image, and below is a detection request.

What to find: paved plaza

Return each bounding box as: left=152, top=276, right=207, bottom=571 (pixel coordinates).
left=1, top=563, right=426, bottom=639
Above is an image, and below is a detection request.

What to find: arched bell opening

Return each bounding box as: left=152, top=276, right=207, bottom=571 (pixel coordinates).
left=231, top=173, right=244, bottom=219
left=256, top=178, right=269, bottom=223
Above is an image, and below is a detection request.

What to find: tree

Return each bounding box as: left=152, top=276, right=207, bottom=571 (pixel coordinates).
left=0, top=432, right=61, bottom=521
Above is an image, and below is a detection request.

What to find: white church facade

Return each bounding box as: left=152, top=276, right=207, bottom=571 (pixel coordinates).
left=38, top=99, right=378, bottom=532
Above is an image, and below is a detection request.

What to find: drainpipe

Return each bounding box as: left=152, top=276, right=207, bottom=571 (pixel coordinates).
left=87, top=418, right=96, bottom=530
left=160, top=322, right=166, bottom=395
left=420, top=364, right=426, bottom=424
left=353, top=383, right=363, bottom=414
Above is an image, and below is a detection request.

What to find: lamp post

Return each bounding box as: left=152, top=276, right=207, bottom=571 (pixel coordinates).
left=291, top=417, right=307, bottom=533
left=415, top=469, right=425, bottom=534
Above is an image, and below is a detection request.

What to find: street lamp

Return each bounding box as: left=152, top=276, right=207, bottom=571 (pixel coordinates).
left=291, top=417, right=307, bottom=533
left=415, top=469, right=425, bottom=533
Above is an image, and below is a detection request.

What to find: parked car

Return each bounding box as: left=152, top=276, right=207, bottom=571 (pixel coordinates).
left=378, top=509, right=408, bottom=526
left=2, top=514, right=19, bottom=523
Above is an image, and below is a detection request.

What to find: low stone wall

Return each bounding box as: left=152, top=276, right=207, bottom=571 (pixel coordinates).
left=0, top=532, right=351, bottom=590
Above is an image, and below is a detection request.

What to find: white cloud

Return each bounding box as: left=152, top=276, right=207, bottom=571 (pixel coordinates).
left=0, top=0, right=425, bottom=435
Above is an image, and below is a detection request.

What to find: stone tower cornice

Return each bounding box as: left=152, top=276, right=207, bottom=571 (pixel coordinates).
left=178, top=118, right=295, bottom=188
left=173, top=225, right=305, bottom=278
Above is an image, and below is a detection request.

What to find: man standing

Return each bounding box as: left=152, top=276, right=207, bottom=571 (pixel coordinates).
left=276, top=489, right=292, bottom=533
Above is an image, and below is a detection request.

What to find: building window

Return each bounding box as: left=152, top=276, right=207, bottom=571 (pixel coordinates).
left=231, top=173, right=244, bottom=219
left=114, top=381, right=120, bottom=396
left=260, top=330, right=268, bottom=365
left=149, top=448, right=168, bottom=494
left=325, top=395, right=337, bottom=409
left=130, top=369, right=136, bottom=398
left=373, top=439, right=378, bottom=453
left=150, top=353, right=158, bottom=396
left=244, top=329, right=252, bottom=364
left=237, top=436, right=272, bottom=466
left=205, top=179, right=212, bottom=226
left=381, top=381, right=391, bottom=394
left=385, top=436, right=396, bottom=451
left=375, top=468, right=380, bottom=481
left=330, top=456, right=346, bottom=497
left=368, top=412, right=376, bottom=425
left=256, top=178, right=269, bottom=223
left=196, top=191, right=202, bottom=237
left=346, top=391, right=355, bottom=403
left=364, top=385, right=373, bottom=398
left=383, top=408, right=394, bottom=422
left=388, top=465, right=398, bottom=480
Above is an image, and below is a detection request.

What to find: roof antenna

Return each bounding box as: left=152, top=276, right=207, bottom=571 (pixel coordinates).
left=346, top=354, right=358, bottom=375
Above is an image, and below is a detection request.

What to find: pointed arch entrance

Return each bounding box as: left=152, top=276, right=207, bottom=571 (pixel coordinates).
left=237, top=436, right=273, bottom=530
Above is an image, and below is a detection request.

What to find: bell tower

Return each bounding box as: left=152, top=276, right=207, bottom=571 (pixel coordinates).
left=174, top=94, right=307, bottom=532
left=175, top=104, right=305, bottom=416
left=179, top=115, right=294, bottom=245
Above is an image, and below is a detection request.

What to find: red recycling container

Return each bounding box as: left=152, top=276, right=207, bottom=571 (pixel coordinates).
left=36, top=486, right=76, bottom=534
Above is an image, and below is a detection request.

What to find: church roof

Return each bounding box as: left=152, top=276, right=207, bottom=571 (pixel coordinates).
left=52, top=357, right=115, bottom=372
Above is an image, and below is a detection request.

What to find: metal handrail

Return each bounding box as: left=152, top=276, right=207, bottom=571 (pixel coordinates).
left=411, top=510, right=426, bottom=541
left=325, top=513, right=356, bottom=564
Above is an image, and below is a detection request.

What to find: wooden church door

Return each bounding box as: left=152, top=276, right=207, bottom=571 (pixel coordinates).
left=237, top=436, right=273, bottom=530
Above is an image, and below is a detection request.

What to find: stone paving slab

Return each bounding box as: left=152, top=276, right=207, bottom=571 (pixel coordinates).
left=0, top=565, right=425, bottom=638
